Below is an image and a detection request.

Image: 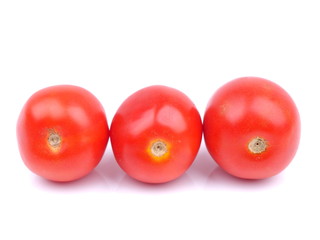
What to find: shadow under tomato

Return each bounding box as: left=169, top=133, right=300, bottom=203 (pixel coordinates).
left=101, top=147, right=197, bottom=193
left=31, top=169, right=109, bottom=193
left=193, top=144, right=285, bottom=191
left=31, top=151, right=117, bottom=193
left=115, top=171, right=195, bottom=194
left=186, top=145, right=217, bottom=185
left=99, top=148, right=127, bottom=188
left=205, top=165, right=285, bottom=191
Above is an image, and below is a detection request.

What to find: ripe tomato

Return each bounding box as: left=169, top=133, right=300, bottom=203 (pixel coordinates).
left=203, top=77, right=300, bottom=179
left=110, top=85, right=202, bottom=183
left=17, top=85, right=109, bottom=182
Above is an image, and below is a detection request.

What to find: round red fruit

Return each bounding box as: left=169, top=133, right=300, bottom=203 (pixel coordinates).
left=17, top=85, right=109, bottom=182
left=203, top=77, right=300, bottom=179
left=110, top=85, right=202, bottom=183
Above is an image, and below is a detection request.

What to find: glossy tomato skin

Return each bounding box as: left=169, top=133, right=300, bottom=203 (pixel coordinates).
left=17, top=85, right=109, bottom=182
left=203, top=77, right=300, bottom=179
left=110, top=85, right=202, bottom=183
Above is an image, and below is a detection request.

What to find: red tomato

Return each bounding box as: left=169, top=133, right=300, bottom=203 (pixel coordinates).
left=110, top=85, right=202, bottom=183
left=17, top=85, right=109, bottom=182
left=203, top=77, right=300, bottom=179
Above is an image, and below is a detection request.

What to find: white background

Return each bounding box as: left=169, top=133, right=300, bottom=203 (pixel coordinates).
left=1, top=0, right=319, bottom=239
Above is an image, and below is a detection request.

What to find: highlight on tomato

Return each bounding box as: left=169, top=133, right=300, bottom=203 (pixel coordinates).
left=17, top=85, right=109, bottom=182
left=203, top=77, right=301, bottom=179
left=110, top=85, right=202, bottom=184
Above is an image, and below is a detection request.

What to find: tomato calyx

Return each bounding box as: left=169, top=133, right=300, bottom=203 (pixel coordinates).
left=47, top=130, right=61, bottom=152
left=147, top=139, right=170, bottom=162
left=248, top=137, right=267, bottom=154
left=151, top=140, right=167, bottom=157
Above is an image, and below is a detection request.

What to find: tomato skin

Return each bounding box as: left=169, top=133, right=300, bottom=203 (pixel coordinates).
left=17, top=85, right=109, bottom=182
left=203, top=77, right=300, bottom=179
left=110, top=85, right=202, bottom=183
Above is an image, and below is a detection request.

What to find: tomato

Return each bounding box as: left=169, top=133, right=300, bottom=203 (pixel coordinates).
left=203, top=77, right=300, bottom=179
left=110, top=85, right=202, bottom=183
left=17, top=85, right=109, bottom=182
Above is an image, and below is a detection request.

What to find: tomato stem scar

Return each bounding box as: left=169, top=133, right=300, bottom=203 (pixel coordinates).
left=248, top=137, right=267, bottom=154
left=48, top=132, right=61, bottom=148
left=151, top=140, right=167, bottom=157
